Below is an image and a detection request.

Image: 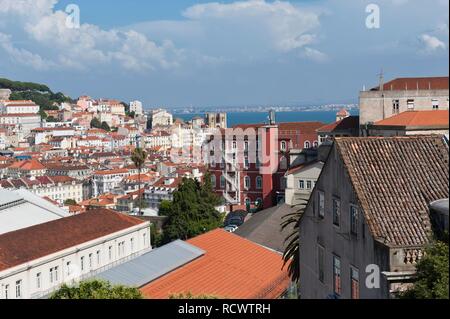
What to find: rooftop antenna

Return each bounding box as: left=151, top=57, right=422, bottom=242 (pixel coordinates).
left=378, top=69, right=384, bottom=91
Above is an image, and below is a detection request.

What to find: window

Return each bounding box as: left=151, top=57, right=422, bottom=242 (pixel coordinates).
left=54, top=266, right=59, bottom=282
left=232, top=141, right=237, bottom=149
left=432, top=99, right=439, bottom=110
left=220, top=175, right=226, bottom=189
left=66, top=261, right=71, bottom=276
left=351, top=267, right=360, bottom=299
left=80, top=256, right=85, bottom=271
left=304, top=141, right=311, bottom=149
left=280, top=141, right=287, bottom=151
left=306, top=181, right=312, bottom=190
left=130, top=238, right=134, bottom=252
left=318, top=191, right=325, bottom=218
left=4, top=285, right=9, bottom=299
left=97, top=250, right=101, bottom=265
left=256, top=176, right=263, bottom=189
left=109, top=246, right=113, bottom=261
left=350, top=205, right=359, bottom=235
left=333, top=256, right=342, bottom=296
left=36, top=273, right=41, bottom=289
left=89, top=253, right=93, bottom=269
left=318, top=245, right=324, bottom=283
left=211, top=175, right=216, bottom=188
left=313, top=141, right=319, bottom=148
left=299, top=180, right=305, bottom=189
left=392, top=99, right=400, bottom=114
left=407, top=99, right=415, bottom=110
left=332, top=198, right=341, bottom=226
left=244, top=157, right=249, bottom=169
left=49, top=267, right=54, bottom=283
left=244, top=176, right=251, bottom=190
left=15, top=280, right=22, bottom=298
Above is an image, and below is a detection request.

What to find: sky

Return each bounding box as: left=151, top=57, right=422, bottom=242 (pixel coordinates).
left=0, top=0, right=448, bottom=108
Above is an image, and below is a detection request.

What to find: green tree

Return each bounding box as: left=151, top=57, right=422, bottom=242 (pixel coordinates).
left=90, top=118, right=102, bottom=129
left=281, top=198, right=308, bottom=283
left=401, top=241, right=449, bottom=299
left=131, top=147, right=148, bottom=216
left=101, top=121, right=111, bottom=132
left=49, top=280, right=143, bottom=299
left=160, top=175, right=223, bottom=243
left=64, top=199, right=77, bottom=206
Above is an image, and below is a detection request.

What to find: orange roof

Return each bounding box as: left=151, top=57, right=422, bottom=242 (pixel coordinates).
left=9, top=159, right=46, bottom=171
left=372, top=76, right=449, bottom=91
left=140, top=229, right=290, bottom=299
left=374, top=110, right=449, bottom=127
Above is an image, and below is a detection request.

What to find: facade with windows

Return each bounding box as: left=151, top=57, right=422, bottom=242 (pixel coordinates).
left=299, top=136, right=449, bottom=299
left=208, top=121, right=323, bottom=209
left=0, top=209, right=151, bottom=299
left=359, top=76, right=449, bottom=136
left=284, top=160, right=323, bottom=206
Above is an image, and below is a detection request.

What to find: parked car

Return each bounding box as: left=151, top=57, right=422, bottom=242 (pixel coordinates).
left=224, top=225, right=239, bottom=233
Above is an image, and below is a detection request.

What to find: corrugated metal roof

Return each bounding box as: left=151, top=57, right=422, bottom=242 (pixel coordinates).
left=94, top=240, right=205, bottom=287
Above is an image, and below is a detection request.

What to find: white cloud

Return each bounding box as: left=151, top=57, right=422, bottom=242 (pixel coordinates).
left=0, top=0, right=184, bottom=72
left=300, top=47, right=329, bottom=63
left=420, top=34, right=447, bottom=52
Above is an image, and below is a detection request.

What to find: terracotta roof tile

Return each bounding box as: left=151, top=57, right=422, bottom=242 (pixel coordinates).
left=372, top=77, right=449, bottom=91
left=374, top=110, right=449, bottom=128
left=140, top=229, right=290, bottom=299
left=0, top=209, right=146, bottom=272
left=335, top=136, right=449, bottom=247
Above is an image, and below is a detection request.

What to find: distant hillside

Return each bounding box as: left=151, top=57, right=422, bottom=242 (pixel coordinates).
left=0, top=78, right=74, bottom=117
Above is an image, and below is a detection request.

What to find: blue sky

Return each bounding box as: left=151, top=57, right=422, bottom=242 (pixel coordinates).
left=0, top=0, right=448, bottom=108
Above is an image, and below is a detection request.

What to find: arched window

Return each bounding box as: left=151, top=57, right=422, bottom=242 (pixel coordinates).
left=304, top=141, right=311, bottom=149
left=280, top=141, right=287, bottom=151
left=211, top=175, right=216, bottom=188
left=244, top=176, right=251, bottom=190
left=313, top=141, right=319, bottom=148
left=220, top=175, right=226, bottom=189
left=256, top=176, right=263, bottom=189
left=280, top=156, right=288, bottom=170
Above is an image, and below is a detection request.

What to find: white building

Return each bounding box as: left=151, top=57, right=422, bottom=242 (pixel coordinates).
left=0, top=209, right=151, bottom=299
left=284, top=160, right=323, bottom=206
left=130, top=101, right=143, bottom=116
left=150, top=109, right=173, bottom=128
left=92, top=169, right=130, bottom=197
left=0, top=100, right=40, bottom=115
left=0, top=188, right=69, bottom=235
left=0, top=114, right=41, bottom=135
left=144, top=131, right=171, bottom=150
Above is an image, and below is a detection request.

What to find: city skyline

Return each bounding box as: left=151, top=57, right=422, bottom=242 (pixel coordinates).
left=0, top=0, right=448, bottom=108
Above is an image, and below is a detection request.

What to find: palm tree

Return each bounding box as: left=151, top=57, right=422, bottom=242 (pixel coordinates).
left=131, top=147, right=148, bottom=216
left=281, top=198, right=308, bottom=284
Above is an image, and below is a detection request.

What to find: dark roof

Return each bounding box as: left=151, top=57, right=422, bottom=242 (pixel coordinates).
left=371, top=77, right=449, bottom=91
left=234, top=204, right=297, bottom=252
left=335, top=136, right=449, bottom=247
left=0, top=209, right=146, bottom=271
left=317, top=116, right=360, bottom=133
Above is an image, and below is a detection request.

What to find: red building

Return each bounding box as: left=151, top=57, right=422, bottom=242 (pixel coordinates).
left=207, top=120, right=324, bottom=210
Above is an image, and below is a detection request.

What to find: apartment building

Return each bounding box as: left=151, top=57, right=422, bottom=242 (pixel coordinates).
left=0, top=176, right=84, bottom=205
left=208, top=119, right=324, bottom=209
left=92, top=168, right=130, bottom=197
left=149, top=109, right=173, bottom=128
left=359, top=76, right=449, bottom=135
left=130, top=101, right=143, bottom=115
left=6, top=159, right=46, bottom=178
left=0, top=100, right=40, bottom=115
left=0, top=209, right=151, bottom=299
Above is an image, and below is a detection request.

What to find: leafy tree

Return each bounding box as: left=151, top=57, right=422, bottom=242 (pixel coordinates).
left=90, top=118, right=102, bottom=129
left=64, top=199, right=77, bottom=206
left=101, top=121, right=111, bottom=132
left=281, top=198, right=308, bottom=283
left=131, top=147, right=148, bottom=216
left=46, top=116, right=58, bottom=123
left=49, top=280, right=143, bottom=299
left=160, top=174, right=223, bottom=243
left=401, top=241, right=449, bottom=299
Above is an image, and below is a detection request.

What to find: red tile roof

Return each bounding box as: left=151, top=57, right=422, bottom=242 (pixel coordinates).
left=317, top=116, right=360, bottom=133
left=140, top=229, right=290, bottom=299
left=373, top=110, right=449, bottom=128
left=8, top=159, right=46, bottom=171
left=372, top=76, right=449, bottom=91
left=0, top=209, right=146, bottom=272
